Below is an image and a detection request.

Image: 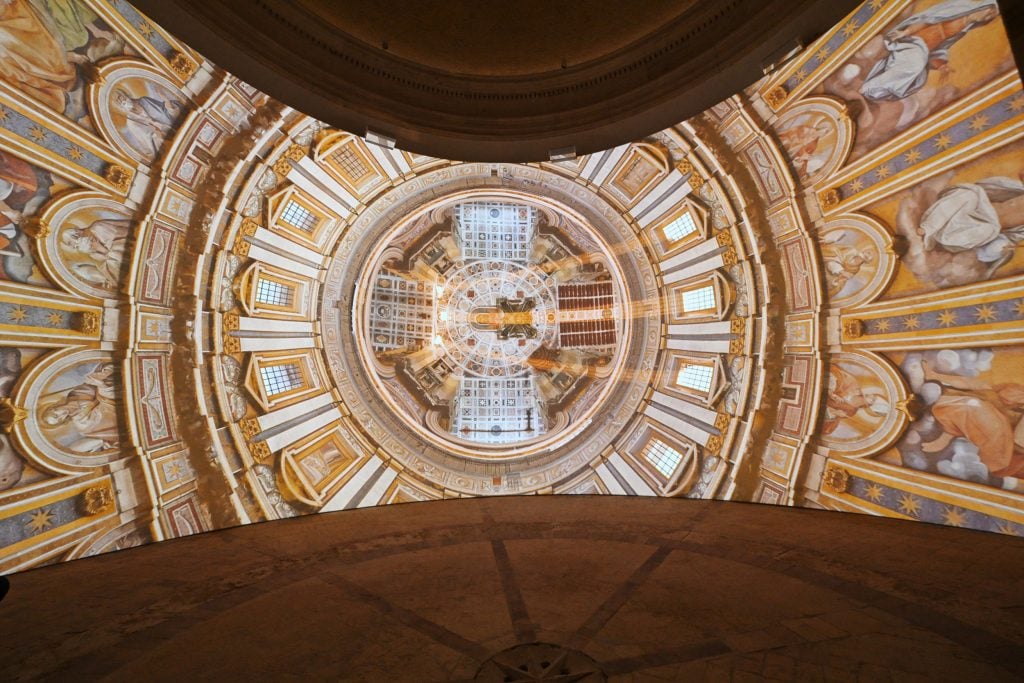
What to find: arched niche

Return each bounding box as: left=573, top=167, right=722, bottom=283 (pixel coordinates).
left=773, top=96, right=853, bottom=186
left=87, top=58, right=190, bottom=166
left=34, top=190, right=135, bottom=300
left=820, top=351, right=909, bottom=458
left=9, top=348, right=125, bottom=474
left=819, top=212, right=896, bottom=309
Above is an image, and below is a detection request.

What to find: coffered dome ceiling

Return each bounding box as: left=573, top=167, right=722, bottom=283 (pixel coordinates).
left=0, top=0, right=1022, bottom=574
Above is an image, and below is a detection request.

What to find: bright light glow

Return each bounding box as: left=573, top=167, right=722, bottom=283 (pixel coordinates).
left=433, top=334, right=443, bottom=345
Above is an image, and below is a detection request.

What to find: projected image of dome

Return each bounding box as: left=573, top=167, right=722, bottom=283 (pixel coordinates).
left=357, top=195, right=625, bottom=451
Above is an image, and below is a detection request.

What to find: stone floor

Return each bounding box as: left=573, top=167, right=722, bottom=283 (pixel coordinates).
left=1, top=496, right=1022, bottom=681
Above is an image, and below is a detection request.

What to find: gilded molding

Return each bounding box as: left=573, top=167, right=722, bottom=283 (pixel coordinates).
left=240, top=418, right=260, bottom=439
left=704, top=435, right=723, bottom=454
left=714, top=412, right=730, bottom=431
left=249, top=440, right=272, bottom=461
left=222, top=311, right=240, bottom=332
left=842, top=318, right=864, bottom=339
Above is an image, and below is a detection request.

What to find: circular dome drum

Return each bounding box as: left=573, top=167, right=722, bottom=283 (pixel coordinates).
left=323, top=165, right=660, bottom=492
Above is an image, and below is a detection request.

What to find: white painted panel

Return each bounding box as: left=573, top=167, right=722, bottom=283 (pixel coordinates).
left=608, top=453, right=657, bottom=496
left=651, top=391, right=718, bottom=425
left=591, top=144, right=630, bottom=186
left=239, top=335, right=315, bottom=352
left=637, top=180, right=693, bottom=228
left=356, top=467, right=399, bottom=508
left=257, top=391, right=334, bottom=430
left=254, top=228, right=323, bottom=265
left=630, top=169, right=683, bottom=219
left=246, top=244, right=319, bottom=279
left=321, top=455, right=383, bottom=512
left=239, top=317, right=313, bottom=333
left=663, top=253, right=725, bottom=284
left=294, top=157, right=358, bottom=209
left=367, top=143, right=401, bottom=179
left=595, top=463, right=627, bottom=495
left=264, top=405, right=341, bottom=453
left=643, top=404, right=711, bottom=446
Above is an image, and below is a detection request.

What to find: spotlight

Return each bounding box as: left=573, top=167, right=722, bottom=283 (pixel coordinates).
left=365, top=130, right=397, bottom=149
left=548, top=146, right=577, bottom=162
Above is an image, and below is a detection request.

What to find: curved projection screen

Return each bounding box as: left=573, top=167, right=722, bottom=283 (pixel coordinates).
left=0, top=0, right=1021, bottom=573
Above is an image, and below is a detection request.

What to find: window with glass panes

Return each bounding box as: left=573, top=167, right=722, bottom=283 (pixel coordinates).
left=255, top=278, right=295, bottom=307
left=676, top=363, right=714, bottom=393
left=260, top=363, right=304, bottom=396
left=642, top=438, right=684, bottom=478
left=682, top=284, right=715, bottom=313
left=280, top=200, right=319, bottom=233
left=662, top=211, right=697, bottom=243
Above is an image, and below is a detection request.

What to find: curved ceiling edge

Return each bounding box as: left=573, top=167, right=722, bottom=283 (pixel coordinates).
left=131, top=0, right=860, bottom=162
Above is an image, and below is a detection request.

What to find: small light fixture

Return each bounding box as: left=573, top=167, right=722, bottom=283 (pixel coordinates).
left=548, top=146, right=576, bottom=162
left=762, top=39, right=804, bottom=76
left=365, top=129, right=397, bottom=149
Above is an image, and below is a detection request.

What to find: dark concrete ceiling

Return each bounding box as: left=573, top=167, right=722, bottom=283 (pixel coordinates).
left=132, top=0, right=861, bottom=161
left=2, top=497, right=1022, bottom=680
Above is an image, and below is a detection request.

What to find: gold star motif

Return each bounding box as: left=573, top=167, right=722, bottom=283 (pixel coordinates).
left=897, top=494, right=921, bottom=517
left=865, top=483, right=884, bottom=502
left=815, top=46, right=831, bottom=62
left=875, top=165, right=891, bottom=180
left=873, top=318, right=891, bottom=333
left=936, top=310, right=957, bottom=327
left=1008, top=96, right=1024, bottom=113
left=842, top=20, right=860, bottom=37
left=974, top=305, right=997, bottom=323
left=66, top=145, right=84, bottom=161
left=25, top=508, right=55, bottom=534
left=28, top=126, right=46, bottom=142
left=8, top=305, right=27, bottom=322
left=1013, top=300, right=1024, bottom=317
left=934, top=133, right=953, bottom=150
left=137, top=21, right=153, bottom=37
left=45, top=312, right=63, bottom=326
left=869, top=0, right=885, bottom=9
left=903, top=315, right=920, bottom=330
left=794, top=68, right=809, bottom=83
left=849, top=178, right=864, bottom=193
left=904, top=148, right=922, bottom=164
left=0, top=107, right=9, bottom=122
left=968, top=114, right=990, bottom=132
left=942, top=507, right=967, bottom=527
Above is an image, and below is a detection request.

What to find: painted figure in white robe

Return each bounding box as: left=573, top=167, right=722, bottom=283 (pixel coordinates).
left=860, top=0, right=999, bottom=102
left=918, top=175, right=1024, bottom=271
left=112, top=85, right=184, bottom=162
left=40, top=361, right=119, bottom=453
left=60, top=215, right=131, bottom=289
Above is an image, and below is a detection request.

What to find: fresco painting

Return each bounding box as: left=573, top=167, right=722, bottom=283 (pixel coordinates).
left=105, top=72, right=186, bottom=163
left=869, top=139, right=1024, bottom=296
left=55, top=202, right=132, bottom=295
left=880, top=346, right=1024, bottom=493
left=817, top=0, right=1014, bottom=160
left=37, top=357, right=120, bottom=455
left=0, top=0, right=126, bottom=125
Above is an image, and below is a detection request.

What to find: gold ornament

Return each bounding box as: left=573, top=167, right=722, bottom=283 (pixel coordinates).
left=842, top=318, right=864, bottom=339
left=222, top=311, right=240, bottom=331
left=704, top=435, right=723, bottom=454
left=715, top=229, right=733, bottom=247
left=170, top=52, right=197, bottom=80
left=249, top=440, right=272, bottom=461
left=0, top=398, right=27, bottom=433
left=223, top=334, right=241, bottom=354
left=820, top=188, right=841, bottom=211
left=822, top=466, right=850, bottom=494
left=714, top=412, right=730, bottom=431
left=77, top=311, right=101, bottom=335
left=82, top=486, right=115, bottom=515
left=105, top=165, right=133, bottom=194
left=240, top=418, right=260, bottom=439
left=764, top=85, right=788, bottom=109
